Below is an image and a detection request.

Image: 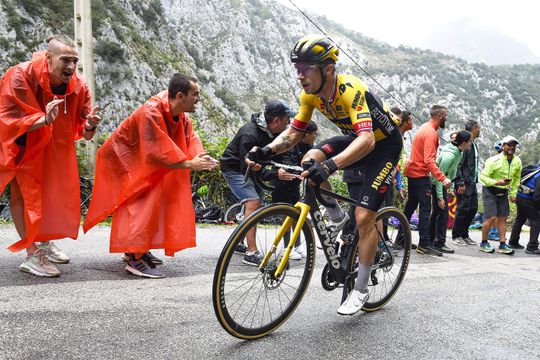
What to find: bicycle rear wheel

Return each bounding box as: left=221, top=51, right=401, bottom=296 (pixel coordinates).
left=346, top=207, right=411, bottom=312
left=213, top=204, right=315, bottom=339
left=224, top=202, right=244, bottom=223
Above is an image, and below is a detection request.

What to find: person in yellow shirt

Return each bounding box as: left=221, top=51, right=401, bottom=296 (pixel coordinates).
left=479, top=135, right=522, bottom=255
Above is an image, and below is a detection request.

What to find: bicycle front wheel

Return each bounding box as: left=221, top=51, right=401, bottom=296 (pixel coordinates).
left=346, top=206, right=412, bottom=312
left=213, top=204, right=315, bottom=339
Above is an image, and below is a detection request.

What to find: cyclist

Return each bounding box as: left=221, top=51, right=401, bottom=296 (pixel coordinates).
left=247, top=34, right=403, bottom=315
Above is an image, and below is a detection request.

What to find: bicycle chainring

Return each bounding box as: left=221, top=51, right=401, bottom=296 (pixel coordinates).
left=321, top=263, right=339, bottom=291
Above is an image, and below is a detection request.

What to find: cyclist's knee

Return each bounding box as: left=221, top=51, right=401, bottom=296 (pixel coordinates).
left=354, top=207, right=376, bottom=231
left=301, top=149, right=327, bottom=165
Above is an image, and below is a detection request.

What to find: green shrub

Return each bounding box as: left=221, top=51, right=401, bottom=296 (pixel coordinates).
left=95, top=40, right=125, bottom=63
left=190, top=119, right=231, bottom=207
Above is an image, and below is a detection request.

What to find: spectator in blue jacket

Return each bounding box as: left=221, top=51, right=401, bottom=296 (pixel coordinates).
left=508, top=165, right=540, bottom=254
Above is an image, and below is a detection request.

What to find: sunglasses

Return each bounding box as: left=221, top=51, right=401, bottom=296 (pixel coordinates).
left=294, top=63, right=320, bottom=75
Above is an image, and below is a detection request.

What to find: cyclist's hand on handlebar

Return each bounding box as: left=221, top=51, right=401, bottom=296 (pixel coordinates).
left=245, top=146, right=273, bottom=171
left=301, top=159, right=338, bottom=185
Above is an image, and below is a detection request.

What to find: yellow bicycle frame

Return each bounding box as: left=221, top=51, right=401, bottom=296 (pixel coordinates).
left=258, top=202, right=311, bottom=277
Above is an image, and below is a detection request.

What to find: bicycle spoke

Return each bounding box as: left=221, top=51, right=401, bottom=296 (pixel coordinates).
left=345, top=208, right=411, bottom=311
left=230, top=277, right=263, bottom=319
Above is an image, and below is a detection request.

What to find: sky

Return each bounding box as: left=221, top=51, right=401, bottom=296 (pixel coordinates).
left=278, top=0, right=540, bottom=58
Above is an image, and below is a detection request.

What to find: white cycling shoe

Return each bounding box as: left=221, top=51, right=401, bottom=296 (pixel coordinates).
left=337, top=289, right=369, bottom=316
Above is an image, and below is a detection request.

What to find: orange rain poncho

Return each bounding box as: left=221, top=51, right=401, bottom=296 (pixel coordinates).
left=0, top=51, right=90, bottom=252
left=83, top=91, right=204, bottom=256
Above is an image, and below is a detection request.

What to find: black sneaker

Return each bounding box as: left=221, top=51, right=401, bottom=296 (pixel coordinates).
left=462, top=237, right=477, bottom=246
left=525, top=248, right=540, bottom=255
left=508, top=243, right=524, bottom=249
left=433, top=245, right=455, bottom=254
left=145, top=251, right=163, bottom=265
left=122, top=251, right=163, bottom=265
left=416, top=245, right=443, bottom=256
left=125, top=256, right=164, bottom=279
left=235, top=243, right=248, bottom=254
left=242, top=251, right=263, bottom=266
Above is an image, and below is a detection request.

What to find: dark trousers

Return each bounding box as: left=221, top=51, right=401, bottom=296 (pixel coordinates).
left=429, top=185, right=448, bottom=247
left=452, top=186, right=478, bottom=239
left=509, top=197, right=540, bottom=250
left=403, top=177, right=432, bottom=247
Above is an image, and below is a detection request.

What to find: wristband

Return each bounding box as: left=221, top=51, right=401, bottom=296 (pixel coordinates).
left=321, top=158, right=338, bottom=176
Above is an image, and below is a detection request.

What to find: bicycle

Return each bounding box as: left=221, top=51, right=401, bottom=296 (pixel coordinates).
left=192, top=184, right=208, bottom=213
left=80, top=176, right=93, bottom=217
left=212, top=161, right=412, bottom=339
left=223, top=193, right=277, bottom=224
left=224, top=193, right=338, bottom=226
left=223, top=198, right=245, bottom=224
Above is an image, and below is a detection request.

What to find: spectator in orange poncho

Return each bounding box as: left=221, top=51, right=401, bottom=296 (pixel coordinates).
left=83, top=74, right=218, bottom=278
left=0, top=35, right=101, bottom=277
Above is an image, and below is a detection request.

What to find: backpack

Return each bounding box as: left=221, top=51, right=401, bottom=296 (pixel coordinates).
left=195, top=204, right=223, bottom=223
left=518, top=164, right=540, bottom=199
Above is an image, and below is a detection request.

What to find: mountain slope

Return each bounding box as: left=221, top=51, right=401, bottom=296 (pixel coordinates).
left=422, top=18, right=540, bottom=65
left=0, top=0, right=539, bottom=162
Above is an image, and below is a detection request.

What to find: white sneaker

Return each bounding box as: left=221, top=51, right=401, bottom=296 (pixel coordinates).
left=288, top=248, right=302, bottom=260
left=37, top=241, right=70, bottom=264
left=329, top=212, right=350, bottom=234
left=20, top=249, right=61, bottom=277
left=295, top=246, right=307, bottom=258
left=337, top=289, right=369, bottom=316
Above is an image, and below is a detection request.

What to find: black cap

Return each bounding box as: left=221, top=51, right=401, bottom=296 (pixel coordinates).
left=264, top=99, right=297, bottom=118
left=451, top=130, right=472, bottom=146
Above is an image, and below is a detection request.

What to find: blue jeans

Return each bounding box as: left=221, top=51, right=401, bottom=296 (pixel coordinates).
left=222, top=171, right=263, bottom=203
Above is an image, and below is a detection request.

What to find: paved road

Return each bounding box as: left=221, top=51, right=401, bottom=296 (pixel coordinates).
left=0, top=224, right=538, bottom=360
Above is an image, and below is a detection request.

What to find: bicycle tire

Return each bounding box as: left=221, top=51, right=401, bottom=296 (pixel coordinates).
left=193, top=199, right=206, bottom=213
left=224, top=202, right=244, bottom=223
left=346, top=207, right=411, bottom=312
left=213, top=204, right=315, bottom=339
left=79, top=177, right=93, bottom=217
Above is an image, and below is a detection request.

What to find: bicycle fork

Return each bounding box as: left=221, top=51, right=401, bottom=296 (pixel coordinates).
left=259, top=203, right=311, bottom=277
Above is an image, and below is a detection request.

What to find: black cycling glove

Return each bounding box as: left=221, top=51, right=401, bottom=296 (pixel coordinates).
left=306, top=159, right=338, bottom=185
left=247, top=146, right=273, bottom=163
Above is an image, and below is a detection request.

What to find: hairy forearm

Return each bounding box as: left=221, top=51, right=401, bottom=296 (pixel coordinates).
left=170, top=160, right=191, bottom=169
